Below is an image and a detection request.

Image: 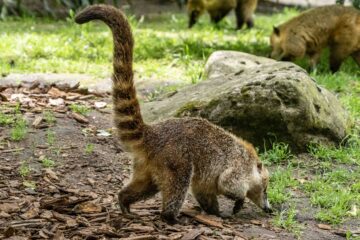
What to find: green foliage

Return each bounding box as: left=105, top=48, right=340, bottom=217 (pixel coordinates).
left=0, top=112, right=14, bottom=125
left=268, top=168, right=298, bottom=205
left=0, top=0, right=122, bottom=19
left=273, top=205, right=303, bottom=238
left=19, top=161, right=31, bottom=177
left=10, top=117, right=28, bottom=141
left=261, top=142, right=293, bottom=165
left=44, top=110, right=56, bottom=125
left=85, top=143, right=94, bottom=155
left=41, top=157, right=55, bottom=168
left=70, top=103, right=90, bottom=116
left=46, top=130, right=56, bottom=146
left=303, top=169, right=359, bottom=224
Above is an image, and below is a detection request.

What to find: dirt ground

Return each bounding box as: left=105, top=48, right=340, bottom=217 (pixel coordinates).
left=0, top=86, right=354, bottom=240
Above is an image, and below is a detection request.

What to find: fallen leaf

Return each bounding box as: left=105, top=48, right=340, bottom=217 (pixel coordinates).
left=250, top=220, right=262, bottom=225
left=125, top=224, right=155, bottom=232
left=317, top=224, right=331, bottom=230
left=181, top=229, right=204, bottom=240
left=0, top=93, right=8, bottom=101
left=48, top=87, right=66, bottom=98
left=0, top=211, right=11, bottom=218
left=44, top=168, right=59, bottom=181
left=20, top=207, right=39, bottom=220
left=71, top=112, right=89, bottom=124
left=0, top=203, right=20, bottom=213
left=32, top=116, right=44, bottom=128
left=74, top=201, right=102, bottom=214
left=119, top=235, right=157, bottom=240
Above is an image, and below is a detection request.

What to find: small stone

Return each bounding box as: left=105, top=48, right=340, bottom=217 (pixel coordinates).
left=49, top=98, right=64, bottom=106
left=94, top=101, right=107, bottom=109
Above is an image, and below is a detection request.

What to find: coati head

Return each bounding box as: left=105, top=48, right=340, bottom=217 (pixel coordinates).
left=270, top=26, right=286, bottom=60
left=270, top=26, right=305, bottom=62
left=187, top=0, right=206, bottom=28
left=246, top=162, right=272, bottom=213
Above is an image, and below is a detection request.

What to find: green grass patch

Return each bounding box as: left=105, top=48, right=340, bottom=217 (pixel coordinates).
left=273, top=205, right=303, bottom=238
left=268, top=167, right=298, bottom=205
left=70, top=103, right=90, bottom=116
left=41, top=157, right=55, bottom=168
left=10, top=117, right=28, bottom=141
left=303, top=169, right=359, bottom=224
left=261, top=142, right=293, bottom=165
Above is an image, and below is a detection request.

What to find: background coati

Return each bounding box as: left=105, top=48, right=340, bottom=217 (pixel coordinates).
left=187, top=0, right=258, bottom=29
left=75, top=4, right=271, bottom=224
left=270, top=5, right=360, bottom=73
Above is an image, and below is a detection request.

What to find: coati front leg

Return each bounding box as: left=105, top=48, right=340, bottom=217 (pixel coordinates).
left=118, top=169, right=158, bottom=214
left=159, top=165, right=192, bottom=224
left=218, top=170, right=247, bottom=215
left=235, top=0, right=255, bottom=29
left=192, top=188, right=220, bottom=216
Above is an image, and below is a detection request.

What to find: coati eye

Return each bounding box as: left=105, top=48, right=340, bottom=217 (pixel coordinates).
left=257, top=162, right=263, bottom=171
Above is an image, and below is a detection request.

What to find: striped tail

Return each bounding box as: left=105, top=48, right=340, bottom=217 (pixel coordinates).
left=75, top=5, right=145, bottom=148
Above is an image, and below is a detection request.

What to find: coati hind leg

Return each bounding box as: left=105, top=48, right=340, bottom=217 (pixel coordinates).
left=118, top=169, right=158, bottom=214
left=159, top=165, right=192, bottom=224
left=329, top=44, right=353, bottom=73
left=235, top=0, right=256, bottom=29
left=192, top=184, right=220, bottom=216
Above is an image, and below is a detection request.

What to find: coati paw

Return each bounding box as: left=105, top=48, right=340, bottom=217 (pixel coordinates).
left=118, top=201, right=131, bottom=214
left=233, top=199, right=244, bottom=215
left=160, top=212, right=178, bottom=225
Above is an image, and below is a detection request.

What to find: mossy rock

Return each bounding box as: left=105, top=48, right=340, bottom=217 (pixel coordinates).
left=141, top=51, right=352, bottom=151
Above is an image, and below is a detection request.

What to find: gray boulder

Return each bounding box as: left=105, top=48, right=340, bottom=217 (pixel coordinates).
left=142, top=51, right=352, bottom=151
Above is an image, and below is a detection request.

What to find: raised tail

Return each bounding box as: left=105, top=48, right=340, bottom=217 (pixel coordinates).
left=75, top=5, right=145, bottom=148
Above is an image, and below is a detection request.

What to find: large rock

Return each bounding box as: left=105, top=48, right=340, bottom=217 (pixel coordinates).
left=142, top=51, right=352, bottom=151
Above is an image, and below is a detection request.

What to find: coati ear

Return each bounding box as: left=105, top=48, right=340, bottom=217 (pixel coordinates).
left=257, top=162, right=263, bottom=171
left=273, top=26, right=280, bottom=35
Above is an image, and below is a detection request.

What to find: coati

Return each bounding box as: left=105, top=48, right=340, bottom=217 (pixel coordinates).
left=187, top=0, right=258, bottom=29
left=75, top=4, right=271, bottom=224
left=270, top=5, right=360, bottom=73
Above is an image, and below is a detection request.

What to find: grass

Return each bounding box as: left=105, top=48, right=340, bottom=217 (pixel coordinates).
left=10, top=117, right=28, bottom=141
left=85, top=143, right=94, bottom=155
left=46, top=129, right=56, bottom=146
left=44, top=110, right=56, bottom=125
left=0, top=6, right=359, bottom=235
left=19, top=161, right=31, bottom=177
left=273, top=205, right=303, bottom=238
left=70, top=103, right=90, bottom=116
left=41, top=157, right=55, bottom=168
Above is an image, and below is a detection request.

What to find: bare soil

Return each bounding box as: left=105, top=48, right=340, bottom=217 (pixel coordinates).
left=0, top=86, right=354, bottom=240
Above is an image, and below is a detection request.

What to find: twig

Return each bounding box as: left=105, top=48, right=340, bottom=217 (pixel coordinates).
left=0, top=148, right=24, bottom=153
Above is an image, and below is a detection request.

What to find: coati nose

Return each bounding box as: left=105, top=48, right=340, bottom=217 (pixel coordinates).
left=263, top=206, right=273, bottom=213
left=263, top=198, right=273, bottom=213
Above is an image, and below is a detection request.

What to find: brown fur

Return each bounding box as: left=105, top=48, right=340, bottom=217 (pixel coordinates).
left=270, top=5, right=360, bottom=73
left=75, top=4, right=270, bottom=224
left=187, top=0, right=258, bottom=29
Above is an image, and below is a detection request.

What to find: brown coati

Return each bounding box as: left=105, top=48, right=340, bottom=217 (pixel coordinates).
left=270, top=5, right=360, bottom=73
left=187, top=0, right=258, bottom=29
left=75, top=4, right=271, bottom=224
